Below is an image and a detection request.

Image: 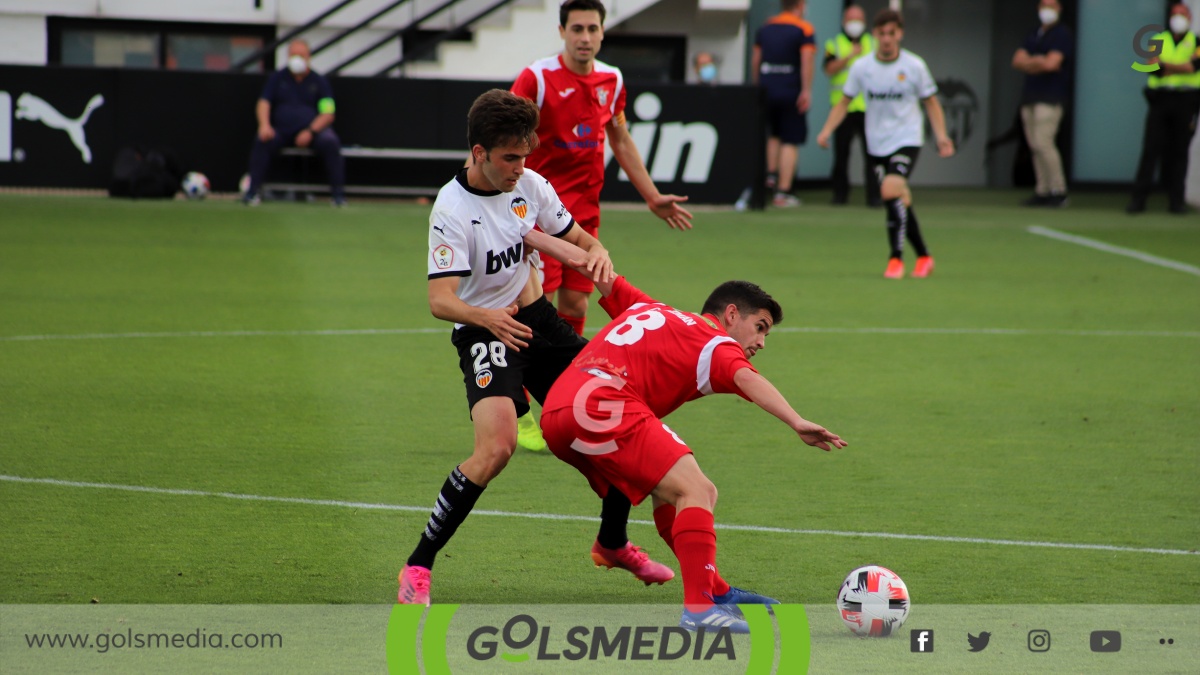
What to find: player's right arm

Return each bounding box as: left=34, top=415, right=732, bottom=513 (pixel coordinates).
left=816, top=96, right=851, bottom=148
left=732, top=368, right=847, bottom=451
left=428, top=277, right=532, bottom=351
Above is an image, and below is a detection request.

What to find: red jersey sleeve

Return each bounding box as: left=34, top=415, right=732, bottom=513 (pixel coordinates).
left=707, top=341, right=757, bottom=400
left=598, top=276, right=656, bottom=319
left=511, top=68, right=538, bottom=103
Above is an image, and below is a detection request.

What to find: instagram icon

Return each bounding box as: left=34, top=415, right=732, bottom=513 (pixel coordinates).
left=1028, top=630, right=1051, bottom=652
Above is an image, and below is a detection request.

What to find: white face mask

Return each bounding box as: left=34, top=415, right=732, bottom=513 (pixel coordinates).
left=844, top=20, right=866, bottom=39
left=287, top=55, right=308, bottom=75
left=698, top=63, right=717, bottom=83
left=1170, top=14, right=1191, bottom=34
left=1038, top=8, right=1058, bottom=25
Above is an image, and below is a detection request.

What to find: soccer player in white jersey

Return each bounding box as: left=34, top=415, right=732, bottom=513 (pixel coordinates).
left=816, top=8, right=954, bottom=280
left=399, top=89, right=672, bottom=606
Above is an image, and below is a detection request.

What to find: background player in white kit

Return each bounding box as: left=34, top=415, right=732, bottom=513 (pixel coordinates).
left=400, top=89, right=673, bottom=605
left=816, top=8, right=954, bottom=280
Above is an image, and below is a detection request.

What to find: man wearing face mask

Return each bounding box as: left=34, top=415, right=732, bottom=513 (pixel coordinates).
left=694, top=52, right=719, bottom=85
left=1128, top=3, right=1200, bottom=215
left=824, top=4, right=880, bottom=207
left=244, top=40, right=346, bottom=207
left=1011, top=0, right=1073, bottom=208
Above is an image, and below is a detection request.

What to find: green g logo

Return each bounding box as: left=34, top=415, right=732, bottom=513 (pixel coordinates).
left=1132, top=24, right=1165, bottom=72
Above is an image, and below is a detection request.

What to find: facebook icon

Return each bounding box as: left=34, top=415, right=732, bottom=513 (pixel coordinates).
left=911, top=629, right=935, bottom=653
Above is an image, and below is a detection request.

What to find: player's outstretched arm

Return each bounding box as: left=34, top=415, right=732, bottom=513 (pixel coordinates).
left=732, top=368, right=847, bottom=452
left=428, top=276, right=532, bottom=351
left=561, top=224, right=614, bottom=283
left=607, top=119, right=694, bottom=231
left=523, top=229, right=616, bottom=296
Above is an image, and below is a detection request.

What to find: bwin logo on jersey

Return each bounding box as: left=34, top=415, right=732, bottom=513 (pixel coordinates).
left=0, top=91, right=105, bottom=164
left=485, top=242, right=523, bottom=274
left=607, top=92, right=717, bottom=184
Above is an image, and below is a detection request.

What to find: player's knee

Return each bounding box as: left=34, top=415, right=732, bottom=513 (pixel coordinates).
left=472, top=441, right=516, bottom=480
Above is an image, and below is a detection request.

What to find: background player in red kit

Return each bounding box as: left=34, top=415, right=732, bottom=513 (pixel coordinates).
left=529, top=230, right=846, bottom=632
left=511, top=0, right=693, bottom=339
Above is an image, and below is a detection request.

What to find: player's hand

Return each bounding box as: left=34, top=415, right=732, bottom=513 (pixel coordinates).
left=648, top=194, right=693, bottom=230
left=936, top=136, right=955, bottom=158
left=295, top=129, right=313, bottom=148
left=816, top=130, right=831, bottom=149
left=793, top=420, right=847, bottom=452
left=797, top=91, right=811, bottom=113
left=578, top=246, right=613, bottom=283
left=480, top=304, right=532, bottom=352
left=258, top=125, right=275, bottom=142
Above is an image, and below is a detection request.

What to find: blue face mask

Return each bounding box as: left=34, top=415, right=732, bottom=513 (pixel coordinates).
left=699, top=63, right=718, bottom=83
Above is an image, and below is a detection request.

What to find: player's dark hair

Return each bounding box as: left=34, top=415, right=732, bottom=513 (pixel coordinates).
left=560, top=0, right=606, bottom=27
left=701, top=281, right=783, bottom=326
left=873, top=8, right=903, bottom=29
left=467, top=89, right=540, bottom=153
left=780, top=0, right=802, bottom=12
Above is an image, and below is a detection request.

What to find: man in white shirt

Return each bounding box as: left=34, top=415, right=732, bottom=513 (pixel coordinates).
left=400, top=89, right=673, bottom=606
left=817, top=8, right=954, bottom=279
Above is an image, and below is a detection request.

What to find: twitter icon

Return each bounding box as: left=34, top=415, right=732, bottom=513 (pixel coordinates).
left=967, top=632, right=992, bottom=652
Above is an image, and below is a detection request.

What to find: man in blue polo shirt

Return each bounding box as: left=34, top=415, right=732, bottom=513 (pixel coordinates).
left=244, top=39, right=346, bottom=206
left=752, top=0, right=816, bottom=208
left=1011, top=0, right=1073, bottom=208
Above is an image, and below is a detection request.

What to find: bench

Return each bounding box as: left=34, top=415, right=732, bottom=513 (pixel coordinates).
left=264, top=146, right=466, bottom=198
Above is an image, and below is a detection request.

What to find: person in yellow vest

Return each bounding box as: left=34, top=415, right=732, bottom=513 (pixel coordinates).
left=1128, top=2, right=1200, bottom=215
left=824, top=4, right=881, bottom=207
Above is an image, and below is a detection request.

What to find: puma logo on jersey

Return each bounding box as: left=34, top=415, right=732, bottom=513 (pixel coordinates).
left=558, top=88, right=575, bottom=98
left=485, top=242, right=523, bottom=274
left=432, top=224, right=445, bottom=235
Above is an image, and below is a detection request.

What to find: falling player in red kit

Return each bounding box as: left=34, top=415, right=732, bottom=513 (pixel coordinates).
left=528, top=229, right=847, bottom=632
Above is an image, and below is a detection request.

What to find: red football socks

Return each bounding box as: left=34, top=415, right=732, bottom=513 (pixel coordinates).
left=656, top=503, right=730, bottom=597
left=672, top=507, right=719, bottom=610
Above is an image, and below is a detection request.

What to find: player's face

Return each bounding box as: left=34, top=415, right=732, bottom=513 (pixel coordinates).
left=726, top=308, right=774, bottom=359
left=475, top=141, right=531, bottom=192
left=873, top=22, right=903, bottom=60
left=560, top=10, right=604, bottom=67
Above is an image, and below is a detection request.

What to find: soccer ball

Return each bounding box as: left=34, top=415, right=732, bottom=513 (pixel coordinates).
left=836, top=565, right=910, bottom=637
left=182, top=172, right=210, bottom=200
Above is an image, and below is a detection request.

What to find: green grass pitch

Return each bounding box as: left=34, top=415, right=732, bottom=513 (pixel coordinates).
left=0, top=189, right=1197, bottom=614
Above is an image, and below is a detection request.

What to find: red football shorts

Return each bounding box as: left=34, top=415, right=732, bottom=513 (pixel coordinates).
left=541, top=402, right=693, bottom=506
left=540, top=215, right=600, bottom=295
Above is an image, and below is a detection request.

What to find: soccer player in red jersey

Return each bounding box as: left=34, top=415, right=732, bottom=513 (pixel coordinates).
left=511, top=0, right=693, bottom=341
left=528, top=230, right=847, bottom=632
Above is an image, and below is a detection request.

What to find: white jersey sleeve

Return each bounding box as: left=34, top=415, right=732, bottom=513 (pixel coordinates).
left=914, top=54, right=938, bottom=99
left=842, top=59, right=864, bottom=100
left=428, top=204, right=473, bottom=279
left=525, top=169, right=575, bottom=238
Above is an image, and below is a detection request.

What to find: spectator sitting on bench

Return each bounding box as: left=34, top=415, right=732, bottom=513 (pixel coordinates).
left=244, top=39, right=346, bottom=206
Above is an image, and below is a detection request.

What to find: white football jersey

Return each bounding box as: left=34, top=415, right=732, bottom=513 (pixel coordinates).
left=842, top=49, right=938, bottom=157
left=428, top=168, right=574, bottom=327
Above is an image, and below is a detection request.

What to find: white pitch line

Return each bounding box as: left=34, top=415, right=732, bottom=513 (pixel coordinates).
left=1028, top=225, right=1200, bottom=277
left=2, top=475, right=1195, bottom=557
left=3, top=326, right=1198, bottom=343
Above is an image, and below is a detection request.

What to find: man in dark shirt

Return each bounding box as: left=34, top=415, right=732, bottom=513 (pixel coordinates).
left=1012, top=0, right=1073, bottom=208
left=752, top=0, right=815, bottom=208
left=244, top=40, right=346, bottom=206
